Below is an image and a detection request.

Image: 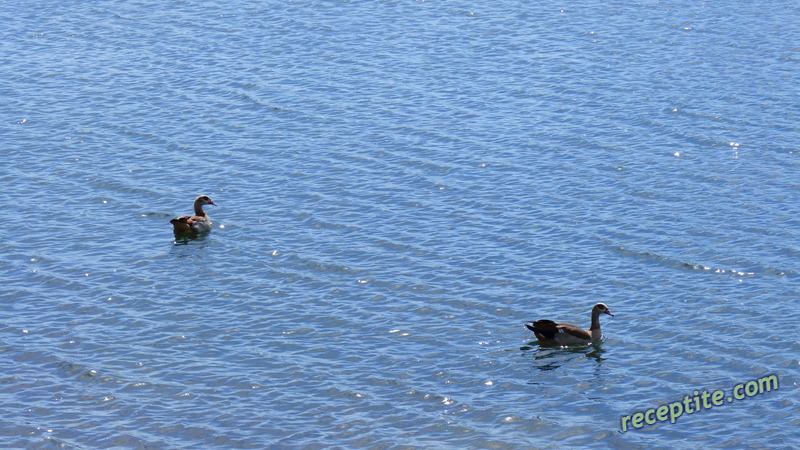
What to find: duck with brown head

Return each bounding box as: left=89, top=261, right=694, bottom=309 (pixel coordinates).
left=525, top=303, right=614, bottom=346
left=170, top=195, right=217, bottom=234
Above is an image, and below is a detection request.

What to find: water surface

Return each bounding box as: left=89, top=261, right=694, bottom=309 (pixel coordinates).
left=2, top=0, right=799, bottom=447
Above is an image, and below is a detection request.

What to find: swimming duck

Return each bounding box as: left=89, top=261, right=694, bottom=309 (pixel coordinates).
left=525, top=303, right=614, bottom=346
left=170, top=195, right=217, bottom=234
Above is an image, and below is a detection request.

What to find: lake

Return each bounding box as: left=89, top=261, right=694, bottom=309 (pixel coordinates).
left=1, top=0, right=798, bottom=447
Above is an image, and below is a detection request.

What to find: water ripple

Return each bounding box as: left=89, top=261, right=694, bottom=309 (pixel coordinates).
left=2, top=0, right=799, bottom=447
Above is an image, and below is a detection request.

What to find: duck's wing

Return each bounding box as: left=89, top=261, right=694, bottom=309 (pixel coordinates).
left=170, top=215, right=194, bottom=233
left=526, top=319, right=562, bottom=341
left=525, top=319, right=591, bottom=344
left=555, top=323, right=591, bottom=342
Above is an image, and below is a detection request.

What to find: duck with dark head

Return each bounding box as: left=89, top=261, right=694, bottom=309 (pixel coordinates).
left=170, top=195, right=217, bottom=234
left=525, top=303, right=614, bottom=346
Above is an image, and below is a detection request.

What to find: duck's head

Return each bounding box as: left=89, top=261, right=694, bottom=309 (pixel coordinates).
left=593, top=303, right=614, bottom=317
left=195, top=195, right=217, bottom=206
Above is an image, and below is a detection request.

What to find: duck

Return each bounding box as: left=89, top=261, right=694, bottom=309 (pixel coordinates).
left=170, top=195, right=217, bottom=234
left=525, top=303, right=614, bottom=346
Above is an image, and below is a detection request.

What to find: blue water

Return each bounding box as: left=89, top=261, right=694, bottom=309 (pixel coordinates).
left=2, top=0, right=799, bottom=447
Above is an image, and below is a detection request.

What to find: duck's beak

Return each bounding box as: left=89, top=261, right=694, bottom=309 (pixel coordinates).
left=605, top=309, right=614, bottom=317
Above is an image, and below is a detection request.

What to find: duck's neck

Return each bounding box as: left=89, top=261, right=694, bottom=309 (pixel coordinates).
left=589, top=311, right=602, bottom=341
left=193, top=202, right=207, bottom=217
